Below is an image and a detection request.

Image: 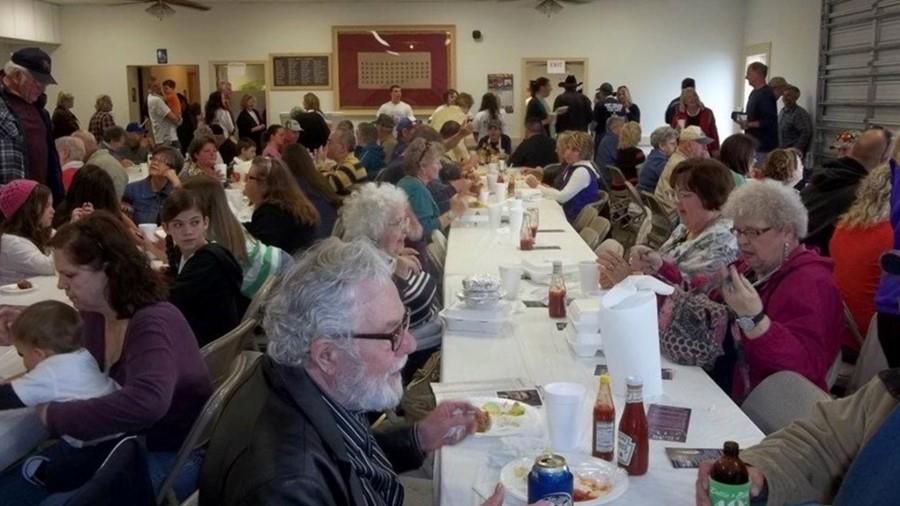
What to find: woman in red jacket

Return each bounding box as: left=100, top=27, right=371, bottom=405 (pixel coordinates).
left=671, top=87, right=720, bottom=156
left=718, top=180, right=846, bottom=399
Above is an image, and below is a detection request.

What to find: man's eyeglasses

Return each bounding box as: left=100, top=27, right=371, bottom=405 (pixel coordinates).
left=352, top=310, right=410, bottom=352
left=732, top=226, right=772, bottom=239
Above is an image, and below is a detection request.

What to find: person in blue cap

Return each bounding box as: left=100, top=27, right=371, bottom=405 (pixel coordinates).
left=0, top=47, right=64, bottom=203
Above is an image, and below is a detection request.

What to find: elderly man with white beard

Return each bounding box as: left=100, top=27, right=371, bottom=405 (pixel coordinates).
left=199, top=237, right=514, bottom=506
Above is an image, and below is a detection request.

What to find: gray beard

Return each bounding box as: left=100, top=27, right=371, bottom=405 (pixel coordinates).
left=332, top=356, right=407, bottom=413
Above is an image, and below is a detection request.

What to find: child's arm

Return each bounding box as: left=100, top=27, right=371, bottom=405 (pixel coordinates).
left=1, top=371, right=25, bottom=384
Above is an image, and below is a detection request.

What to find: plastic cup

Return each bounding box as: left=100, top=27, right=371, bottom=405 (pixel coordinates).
left=499, top=264, right=523, bottom=300
left=579, top=261, right=599, bottom=296
left=488, top=162, right=499, bottom=173
left=495, top=185, right=508, bottom=203
left=138, top=223, right=158, bottom=243
left=479, top=190, right=489, bottom=205
left=487, top=173, right=499, bottom=193
left=488, top=203, right=503, bottom=230
left=215, top=163, right=227, bottom=182
left=543, top=382, right=586, bottom=452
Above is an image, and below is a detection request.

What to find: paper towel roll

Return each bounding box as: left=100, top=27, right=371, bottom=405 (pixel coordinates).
left=599, top=290, right=664, bottom=398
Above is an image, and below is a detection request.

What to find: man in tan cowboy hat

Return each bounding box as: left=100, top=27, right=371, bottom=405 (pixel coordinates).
left=553, top=74, right=592, bottom=134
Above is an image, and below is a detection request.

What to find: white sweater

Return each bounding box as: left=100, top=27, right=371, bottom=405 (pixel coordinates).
left=0, top=234, right=55, bottom=285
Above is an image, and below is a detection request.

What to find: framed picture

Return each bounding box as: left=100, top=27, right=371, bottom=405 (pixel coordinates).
left=156, top=49, right=168, bottom=64
left=268, top=53, right=332, bottom=90
left=333, top=25, right=456, bottom=113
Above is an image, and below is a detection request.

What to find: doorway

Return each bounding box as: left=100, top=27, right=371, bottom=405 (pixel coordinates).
left=741, top=43, right=771, bottom=109
left=125, top=64, right=201, bottom=124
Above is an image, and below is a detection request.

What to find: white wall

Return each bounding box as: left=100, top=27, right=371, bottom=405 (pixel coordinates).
left=51, top=0, right=751, bottom=140
left=744, top=0, right=822, bottom=114
left=0, top=0, right=60, bottom=45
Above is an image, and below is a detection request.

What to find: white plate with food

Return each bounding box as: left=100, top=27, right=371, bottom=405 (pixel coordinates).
left=470, top=397, right=542, bottom=437
left=0, top=282, right=37, bottom=294
left=500, top=454, right=629, bottom=505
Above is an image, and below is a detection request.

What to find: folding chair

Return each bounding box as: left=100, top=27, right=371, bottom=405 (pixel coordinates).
left=740, top=371, right=831, bottom=435
left=641, top=191, right=675, bottom=248
left=586, top=216, right=611, bottom=243
left=579, top=227, right=600, bottom=250
left=607, top=166, right=648, bottom=250
left=201, top=317, right=257, bottom=389
left=426, top=241, right=445, bottom=278
left=573, top=206, right=599, bottom=233
left=156, top=352, right=262, bottom=505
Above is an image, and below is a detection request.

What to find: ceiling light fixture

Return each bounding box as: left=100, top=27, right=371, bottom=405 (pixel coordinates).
left=535, top=0, right=563, bottom=17
left=146, top=2, right=175, bottom=20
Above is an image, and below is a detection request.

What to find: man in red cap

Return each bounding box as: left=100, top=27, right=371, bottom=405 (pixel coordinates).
left=0, top=47, right=64, bottom=203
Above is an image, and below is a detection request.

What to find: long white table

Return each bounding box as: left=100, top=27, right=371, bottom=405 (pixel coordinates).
left=0, top=275, right=68, bottom=470
left=437, top=199, right=763, bottom=505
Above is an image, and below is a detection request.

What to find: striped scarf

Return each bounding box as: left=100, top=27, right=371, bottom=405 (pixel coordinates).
left=321, top=396, right=404, bottom=506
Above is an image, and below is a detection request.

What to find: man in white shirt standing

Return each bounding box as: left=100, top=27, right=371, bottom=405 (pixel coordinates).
left=376, top=85, right=415, bottom=124
left=146, top=77, right=181, bottom=149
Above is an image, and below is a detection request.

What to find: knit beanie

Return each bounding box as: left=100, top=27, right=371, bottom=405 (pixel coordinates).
left=0, top=179, right=39, bottom=218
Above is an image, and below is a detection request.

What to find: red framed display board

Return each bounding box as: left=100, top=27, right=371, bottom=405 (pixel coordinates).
left=332, top=25, right=456, bottom=113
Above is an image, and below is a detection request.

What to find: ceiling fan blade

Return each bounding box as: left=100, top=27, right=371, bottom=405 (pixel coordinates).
left=165, top=0, right=211, bottom=11
left=558, top=0, right=596, bottom=3
left=111, top=0, right=153, bottom=5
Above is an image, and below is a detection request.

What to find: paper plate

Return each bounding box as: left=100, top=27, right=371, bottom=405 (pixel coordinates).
left=0, top=284, right=37, bottom=294
left=500, top=453, right=629, bottom=505
left=468, top=396, right=542, bottom=438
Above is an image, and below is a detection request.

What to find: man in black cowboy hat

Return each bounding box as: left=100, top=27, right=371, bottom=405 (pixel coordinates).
left=553, top=75, right=592, bottom=134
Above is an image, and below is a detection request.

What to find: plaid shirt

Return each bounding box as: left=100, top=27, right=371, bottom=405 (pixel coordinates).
left=88, top=111, right=115, bottom=139
left=0, top=88, right=29, bottom=185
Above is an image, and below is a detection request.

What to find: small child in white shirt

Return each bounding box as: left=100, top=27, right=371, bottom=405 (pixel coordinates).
left=0, top=300, right=119, bottom=490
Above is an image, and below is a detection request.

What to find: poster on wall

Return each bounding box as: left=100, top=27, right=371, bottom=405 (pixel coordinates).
left=333, top=25, right=456, bottom=112
left=487, top=73, right=514, bottom=113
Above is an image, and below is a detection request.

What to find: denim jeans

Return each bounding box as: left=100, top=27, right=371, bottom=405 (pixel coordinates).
left=0, top=441, right=203, bottom=505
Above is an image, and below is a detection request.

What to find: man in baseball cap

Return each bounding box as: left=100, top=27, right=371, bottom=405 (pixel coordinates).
left=0, top=47, right=64, bottom=203
left=654, top=125, right=713, bottom=212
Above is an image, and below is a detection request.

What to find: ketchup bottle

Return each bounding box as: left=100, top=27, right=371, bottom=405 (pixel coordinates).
left=548, top=261, right=567, bottom=318
left=617, top=376, right=649, bottom=475
left=592, top=374, right=616, bottom=462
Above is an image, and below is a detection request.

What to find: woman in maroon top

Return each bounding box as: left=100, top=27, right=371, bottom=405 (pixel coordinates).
left=670, top=87, right=720, bottom=156
left=0, top=211, right=211, bottom=504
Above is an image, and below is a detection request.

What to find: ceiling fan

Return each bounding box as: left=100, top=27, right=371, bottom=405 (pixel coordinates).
left=118, top=0, right=210, bottom=20
left=499, top=0, right=597, bottom=16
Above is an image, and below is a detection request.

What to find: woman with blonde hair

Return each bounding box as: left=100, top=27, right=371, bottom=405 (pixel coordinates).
left=615, top=121, right=645, bottom=181
left=88, top=94, right=115, bottom=139
left=829, top=164, right=893, bottom=343
left=671, top=87, right=720, bottom=155
left=616, top=85, right=640, bottom=124
left=754, top=148, right=802, bottom=187
left=243, top=156, right=320, bottom=254
left=524, top=131, right=600, bottom=222
left=51, top=91, right=79, bottom=139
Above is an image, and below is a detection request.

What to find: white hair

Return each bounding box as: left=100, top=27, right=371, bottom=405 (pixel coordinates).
left=55, top=136, right=86, bottom=162
left=341, top=183, right=408, bottom=243
left=264, top=237, right=393, bottom=368
left=650, top=126, right=679, bottom=149
left=3, top=61, right=29, bottom=78
left=723, top=179, right=808, bottom=238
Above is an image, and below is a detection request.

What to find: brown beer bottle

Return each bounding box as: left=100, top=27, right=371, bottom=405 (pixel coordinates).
left=708, top=441, right=750, bottom=506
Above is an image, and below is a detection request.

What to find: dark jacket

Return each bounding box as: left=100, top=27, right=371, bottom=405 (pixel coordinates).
left=553, top=91, right=592, bottom=132
left=355, top=142, right=386, bottom=179
left=245, top=201, right=316, bottom=255
left=168, top=243, right=248, bottom=347
left=295, top=111, right=330, bottom=151
left=801, top=157, right=869, bottom=256
left=508, top=133, right=559, bottom=168
left=199, top=357, right=424, bottom=506
left=236, top=108, right=265, bottom=149
left=0, top=79, right=65, bottom=203
left=51, top=106, right=79, bottom=139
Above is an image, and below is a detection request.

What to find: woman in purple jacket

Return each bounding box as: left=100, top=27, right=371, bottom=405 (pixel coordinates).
left=0, top=211, right=211, bottom=504
left=717, top=180, right=846, bottom=399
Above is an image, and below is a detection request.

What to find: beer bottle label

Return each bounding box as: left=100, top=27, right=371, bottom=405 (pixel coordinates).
left=594, top=421, right=615, bottom=453
left=617, top=431, right=635, bottom=466
left=708, top=478, right=750, bottom=506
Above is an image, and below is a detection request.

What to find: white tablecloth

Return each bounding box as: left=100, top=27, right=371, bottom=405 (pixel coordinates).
left=0, top=275, right=69, bottom=470
left=437, top=199, right=764, bottom=505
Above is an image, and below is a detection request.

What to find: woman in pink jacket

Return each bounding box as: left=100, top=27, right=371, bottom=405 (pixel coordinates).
left=718, top=180, right=846, bottom=399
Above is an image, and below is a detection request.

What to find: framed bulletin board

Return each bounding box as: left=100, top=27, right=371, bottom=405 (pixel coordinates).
left=269, top=53, right=332, bottom=90
left=333, top=25, right=456, bottom=113
left=521, top=58, right=588, bottom=111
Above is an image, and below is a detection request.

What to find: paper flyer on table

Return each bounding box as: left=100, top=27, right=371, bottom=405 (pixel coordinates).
left=432, top=378, right=532, bottom=405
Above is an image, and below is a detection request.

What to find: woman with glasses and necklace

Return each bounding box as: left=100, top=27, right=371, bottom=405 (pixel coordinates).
left=397, top=138, right=466, bottom=242
left=341, top=183, right=443, bottom=384
left=598, top=159, right=738, bottom=292
left=243, top=156, right=320, bottom=255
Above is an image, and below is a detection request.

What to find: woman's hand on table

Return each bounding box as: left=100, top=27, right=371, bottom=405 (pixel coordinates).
left=524, top=175, right=540, bottom=189
left=597, top=250, right=631, bottom=288
left=0, top=306, right=24, bottom=346
left=695, top=459, right=765, bottom=506
left=414, top=400, right=479, bottom=451
left=629, top=245, right=663, bottom=274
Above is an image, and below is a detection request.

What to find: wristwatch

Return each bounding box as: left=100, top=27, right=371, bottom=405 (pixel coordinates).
left=736, top=311, right=766, bottom=332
